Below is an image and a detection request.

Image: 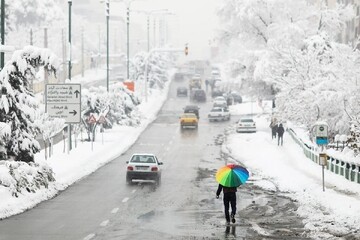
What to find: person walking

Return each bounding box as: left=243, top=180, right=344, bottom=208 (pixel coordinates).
left=270, top=120, right=278, bottom=139
left=216, top=184, right=237, bottom=224
left=277, top=123, right=285, bottom=146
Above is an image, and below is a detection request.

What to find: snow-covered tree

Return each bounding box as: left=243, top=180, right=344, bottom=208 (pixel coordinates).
left=81, top=84, right=140, bottom=141
left=0, top=46, right=59, bottom=162
left=130, top=52, right=172, bottom=90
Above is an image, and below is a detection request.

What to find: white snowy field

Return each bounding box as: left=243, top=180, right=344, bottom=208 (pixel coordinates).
left=0, top=70, right=171, bottom=219
left=227, top=101, right=360, bottom=238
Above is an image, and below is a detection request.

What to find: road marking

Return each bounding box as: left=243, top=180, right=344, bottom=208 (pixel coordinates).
left=83, top=233, right=95, bottom=240
left=165, top=147, right=170, bottom=152
left=100, top=220, right=109, bottom=227
left=132, top=189, right=136, bottom=194
left=169, top=140, right=173, bottom=145
left=111, top=208, right=119, bottom=214
left=122, top=197, right=129, bottom=203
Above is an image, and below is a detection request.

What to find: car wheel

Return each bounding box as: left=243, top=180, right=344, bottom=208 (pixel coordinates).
left=156, top=176, right=161, bottom=185
left=126, top=175, right=132, bottom=184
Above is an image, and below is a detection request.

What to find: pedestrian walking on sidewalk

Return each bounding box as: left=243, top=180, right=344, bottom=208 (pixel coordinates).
left=216, top=184, right=237, bottom=224
left=270, top=120, right=278, bottom=139
left=277, top=123, right=285, bottom=146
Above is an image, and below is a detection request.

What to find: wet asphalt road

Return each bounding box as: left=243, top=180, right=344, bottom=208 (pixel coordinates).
left=0, top=79, right=313, bottom=240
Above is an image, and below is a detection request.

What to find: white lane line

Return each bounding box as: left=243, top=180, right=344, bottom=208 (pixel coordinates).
left=169, top=140, right=173, bottom=145
left=122, top=197, right=129, bottom=203
left=132, top=189, right=136, bottom=194
left=100, top=220, right=109, bottom=227
left=111, top=208, right=119, bottom=214
left=83, top=233, right=95, bottom=240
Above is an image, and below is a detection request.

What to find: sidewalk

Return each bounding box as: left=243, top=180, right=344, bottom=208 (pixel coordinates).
left=225, top=101, right=360, bottom=237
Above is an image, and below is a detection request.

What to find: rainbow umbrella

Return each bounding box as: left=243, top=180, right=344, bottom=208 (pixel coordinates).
left=216, top=164, right=249, bottom=187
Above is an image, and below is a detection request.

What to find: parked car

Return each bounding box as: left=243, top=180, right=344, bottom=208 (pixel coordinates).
left=208, top=107, right=230, bottom=121
left=190, top=89, right=206, bottom=102
left=177, top=87, right=188, bottom=97
left=180, top=113, right=198, bottom=129
left=126, top=153, right=163, bottom=184
left=184, top=105, right=200, bottom=119
left=236, top=118, right=256, bottom=133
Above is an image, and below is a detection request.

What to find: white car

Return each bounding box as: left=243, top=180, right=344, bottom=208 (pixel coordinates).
left=208, top=107, right=230, bottom=121
left=126, top=153, right=163, bottom=184
left=236, top=118, right=256, bottom=133
left=213, top=96, right=227, bottom=108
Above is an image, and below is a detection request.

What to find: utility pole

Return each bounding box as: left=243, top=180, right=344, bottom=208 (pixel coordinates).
left=44, top=28, right=48, bottom=87
left=30, top=29, right=33, bottom=45
left=1, top=0, right=5, bottom=69
left=68, top=0, right=72, bottom=152
left=62, top=28, right=67, bottom=83
left=106, top=0, right=110, bottom=92
left=147, top=16, right=150, bottom=52
left=126, top=5, right=130, bottom=80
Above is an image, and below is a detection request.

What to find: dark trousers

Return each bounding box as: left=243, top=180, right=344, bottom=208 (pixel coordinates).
left=278, top=135, right=283, bottom=146
left=223, top=192, right=236, bottom=222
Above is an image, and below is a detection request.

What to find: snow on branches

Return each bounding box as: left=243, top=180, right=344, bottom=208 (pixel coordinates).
left=0, top=46, right=59, bottom=162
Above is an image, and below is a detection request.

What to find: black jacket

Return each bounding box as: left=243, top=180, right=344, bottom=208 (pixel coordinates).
left=216, top=184, right=237, bottom=196
left=277, top=124, right=285, bottom=136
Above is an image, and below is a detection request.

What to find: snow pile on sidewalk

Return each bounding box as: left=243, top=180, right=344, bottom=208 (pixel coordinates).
left=225, top=102, right=360, bottom=238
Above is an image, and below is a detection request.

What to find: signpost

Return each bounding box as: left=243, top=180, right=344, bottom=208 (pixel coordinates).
left=98, top=115, right=106, bottom=145
left=45, top=84, right=81, bottom=153
left=314, top=121, right=329, bottom=192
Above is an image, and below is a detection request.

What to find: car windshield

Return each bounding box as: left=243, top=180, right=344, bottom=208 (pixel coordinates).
left=183, top=114, right=196, bottom=118
left=240, top=119, right=254, bottom=123
left=131, top=155, right=156, bottom=163
left=211, top=108, right=222, bottom=112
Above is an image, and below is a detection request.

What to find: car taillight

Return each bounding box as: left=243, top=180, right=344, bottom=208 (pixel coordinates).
left=127, top=166, right=134, bottom=171
left=192, top=120, right=196, bottom=122
left=181, top=120, right=184, bottom=123
left=151, top=167, right=158, bottom=172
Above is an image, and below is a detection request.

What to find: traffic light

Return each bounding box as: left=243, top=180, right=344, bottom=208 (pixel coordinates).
left=105, top=0, right=110, bottom=17
left=185, top=44, right=189, bottom=56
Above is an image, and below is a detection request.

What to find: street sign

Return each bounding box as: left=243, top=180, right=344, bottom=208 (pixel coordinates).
left=46, top=84, right=81, bottom=123
left=88, top=115, right=97, bottom=124
left=98, top=115, right=106, bottom=124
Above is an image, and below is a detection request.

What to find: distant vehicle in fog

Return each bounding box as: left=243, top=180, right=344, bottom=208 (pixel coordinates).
left=176, top=87, right=188, bottom=97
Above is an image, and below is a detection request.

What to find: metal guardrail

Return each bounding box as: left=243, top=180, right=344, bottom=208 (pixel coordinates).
left=288, top=129, right=360, bottom=184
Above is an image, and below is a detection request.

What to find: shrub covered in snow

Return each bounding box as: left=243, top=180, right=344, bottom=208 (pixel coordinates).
left=0, top=160, right=55, bottom=198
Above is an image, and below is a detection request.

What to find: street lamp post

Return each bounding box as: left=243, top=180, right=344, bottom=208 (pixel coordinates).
left=1, top=0, right=5, bottom=69
left=126, top=5, right=130, bottom=80
left=106, top=0, right=110, bottom=92
left=68, top=0, right=72, bottom=152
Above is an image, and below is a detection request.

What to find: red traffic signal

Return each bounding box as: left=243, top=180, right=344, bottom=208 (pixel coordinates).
left=185, top=46, right=189, bottom=56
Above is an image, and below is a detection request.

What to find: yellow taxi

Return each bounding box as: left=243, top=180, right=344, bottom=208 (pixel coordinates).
left=180, top=113, right=198, bottom=129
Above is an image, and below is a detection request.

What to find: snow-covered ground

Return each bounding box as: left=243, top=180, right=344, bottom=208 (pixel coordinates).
left=227, top=101, right=360, bottom=238
left=0, top=68, right=171, bottom=219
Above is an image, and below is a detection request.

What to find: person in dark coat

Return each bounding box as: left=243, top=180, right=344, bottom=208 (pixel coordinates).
left=277, top=123, right=285, bottom=146
left=270, top=120, right=278, bottom=139
left=216, top=184, right=237, bottom=224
